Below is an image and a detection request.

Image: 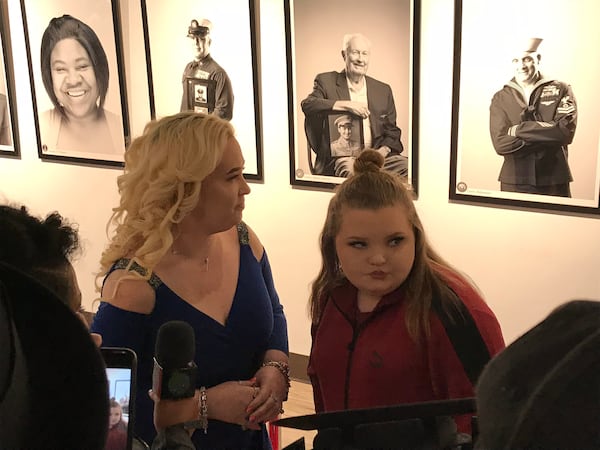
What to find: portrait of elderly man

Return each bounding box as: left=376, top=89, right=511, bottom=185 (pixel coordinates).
left=489, top=37, right=577, bottom=197
left=180, top=18, right=234, bottom=120
left=301, top=33, right=407, bottom=177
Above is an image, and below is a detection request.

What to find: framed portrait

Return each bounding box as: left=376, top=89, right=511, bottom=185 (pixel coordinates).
left=184, top=77, right=216, bottom=115
left=21, top=0, right=129, bottom=167
left=285, top=0, right=420, bottom=191
left=450, top=0, right=600, bottom=215
left=141, top=0, right=263, bottom=180
left=314, top=112, right=365, bottom=177
left=0, top=1, right=20, bottom=157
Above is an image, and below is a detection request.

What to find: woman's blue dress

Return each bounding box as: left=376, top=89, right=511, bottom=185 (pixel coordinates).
left=91, top=223, right=288, bottom=449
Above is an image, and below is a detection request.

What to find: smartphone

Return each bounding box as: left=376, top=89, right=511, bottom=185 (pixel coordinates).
left=101, top=347, right=137, bottom=450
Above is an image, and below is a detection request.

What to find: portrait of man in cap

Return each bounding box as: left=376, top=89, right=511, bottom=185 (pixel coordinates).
left=330, top=114, right=361, bottom=157
left=489, top=37, right=577, bottom=197
left=180, top=18, right=234, bottom=120
left=327, top=113, right=364, bottom=178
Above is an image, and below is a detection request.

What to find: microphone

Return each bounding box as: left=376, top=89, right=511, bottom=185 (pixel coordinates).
left=152, top=321, right=198, bottom=400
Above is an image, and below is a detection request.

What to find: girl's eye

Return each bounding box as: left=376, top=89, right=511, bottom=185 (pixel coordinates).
left=349, top=240, right=366, bottom=249
left=389, top=237, right=404, bottom=246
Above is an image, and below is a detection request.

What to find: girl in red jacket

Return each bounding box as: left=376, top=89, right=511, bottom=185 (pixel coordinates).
left=308, top=150, right=505, bottom=437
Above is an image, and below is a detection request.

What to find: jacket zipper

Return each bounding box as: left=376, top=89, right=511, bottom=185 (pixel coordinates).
left=343, top=327, right=360, bottom=409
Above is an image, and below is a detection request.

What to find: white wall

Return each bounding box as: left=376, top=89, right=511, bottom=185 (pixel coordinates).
left=1, top=0, right=599, bottom=356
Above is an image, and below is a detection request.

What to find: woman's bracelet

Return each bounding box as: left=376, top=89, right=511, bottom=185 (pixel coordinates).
left=199, top=386, right=208, bottom=434
left=183, top=387, right=208, bottom=433
left=261, top=360, right=291, bottom=400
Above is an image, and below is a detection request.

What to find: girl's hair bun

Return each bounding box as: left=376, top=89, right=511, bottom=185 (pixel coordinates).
left=353, top=149, right=384, bottom=174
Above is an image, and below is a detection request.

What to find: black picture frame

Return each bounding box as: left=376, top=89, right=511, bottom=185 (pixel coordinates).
left=185, top=77, right=216, bottom=115
left=450, top=0, right=600, bottom=215
left=311, top=112, right=365, bottom=177
left=21, top=0, right=129, bottom=168
left=285, top=0, right=420, bottom=191
left=0, top=0, right=20, bottom=158
left=141, top=0, right=263, bottom=181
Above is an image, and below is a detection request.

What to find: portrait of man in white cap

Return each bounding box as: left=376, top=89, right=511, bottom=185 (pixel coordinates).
left=180, top=18, right=234, bottom=120
left=489, top=37, right=577, bottom=197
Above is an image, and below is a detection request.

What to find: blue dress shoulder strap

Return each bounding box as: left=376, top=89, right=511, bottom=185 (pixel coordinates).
left=236, top=221, right=249, bottom=245
left=109, top=258, right=163, bottom=290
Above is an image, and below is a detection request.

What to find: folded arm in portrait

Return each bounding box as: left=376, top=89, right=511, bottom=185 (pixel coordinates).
left=489, top=82, right=577, bottom=156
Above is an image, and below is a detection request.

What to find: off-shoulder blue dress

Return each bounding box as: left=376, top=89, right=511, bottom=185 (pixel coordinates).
left=91, top=223, right=288, bottom=449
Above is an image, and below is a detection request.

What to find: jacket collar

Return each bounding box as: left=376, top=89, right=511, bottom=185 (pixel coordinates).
left=330, top=281, right=405, bottom=321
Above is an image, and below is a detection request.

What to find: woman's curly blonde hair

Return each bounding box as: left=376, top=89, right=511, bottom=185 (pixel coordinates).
left=97, top=112, right=234, bottom=290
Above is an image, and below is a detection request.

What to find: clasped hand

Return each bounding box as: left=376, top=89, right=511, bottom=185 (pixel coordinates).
left=150, top=369, right=287, bottom=431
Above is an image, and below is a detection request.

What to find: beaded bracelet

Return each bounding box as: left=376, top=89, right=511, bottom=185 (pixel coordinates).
left=261, top=361, right=291, bottom=400
left=199, top=386, right=208, bottom=434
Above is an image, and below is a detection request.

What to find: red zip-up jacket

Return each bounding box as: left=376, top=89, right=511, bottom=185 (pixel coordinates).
left=308, top=269, right=505, bottom=433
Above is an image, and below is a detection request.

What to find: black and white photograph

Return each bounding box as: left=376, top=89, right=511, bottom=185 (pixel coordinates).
left=450, top=0, right=600, bottom=214
left=324, top=112, right=365, bottom=178
left=285, top=0, right=420, bottom=190
left=21, top=0, right=128, bottom=167
left=185, top=77, right=215, bottom=115
left=142, top=0, right=262, bottom=180
left=0, top=1, right=19, bottom=157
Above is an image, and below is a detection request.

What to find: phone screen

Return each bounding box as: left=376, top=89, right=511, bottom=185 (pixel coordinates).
left=101, top=348, right=137, bottom=450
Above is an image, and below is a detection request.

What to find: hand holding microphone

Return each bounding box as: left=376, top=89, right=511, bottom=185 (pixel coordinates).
left=152, top=320, right=197, bottom=400
left=151, top=321, right=199, bottom=430
left=149, top=321, right=260, bottom=431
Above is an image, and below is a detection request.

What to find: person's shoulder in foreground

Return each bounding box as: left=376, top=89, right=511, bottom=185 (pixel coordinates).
left=475, top=299, right=600, bottom=449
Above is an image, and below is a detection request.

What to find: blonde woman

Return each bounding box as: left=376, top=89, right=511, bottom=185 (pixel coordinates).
left=92, top=112, right=288, bottom=449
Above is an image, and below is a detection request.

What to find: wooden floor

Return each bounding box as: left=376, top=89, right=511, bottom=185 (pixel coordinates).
left=272, top=380, right=317, bottom=449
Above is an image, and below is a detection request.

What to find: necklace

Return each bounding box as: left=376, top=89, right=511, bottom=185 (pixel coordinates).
left=170, top=248, right=210, bottom=272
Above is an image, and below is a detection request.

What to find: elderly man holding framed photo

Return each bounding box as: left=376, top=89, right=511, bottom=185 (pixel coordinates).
left=301, top=33, right=407, bottom=178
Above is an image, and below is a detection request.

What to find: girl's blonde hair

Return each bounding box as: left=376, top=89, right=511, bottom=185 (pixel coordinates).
left=97, top=112, right=234, bottom=289
left=309, top=150, right=464, bottom=341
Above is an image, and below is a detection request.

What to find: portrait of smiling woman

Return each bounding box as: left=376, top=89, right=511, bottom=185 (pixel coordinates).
left=38, top=14, right=124, bottom=157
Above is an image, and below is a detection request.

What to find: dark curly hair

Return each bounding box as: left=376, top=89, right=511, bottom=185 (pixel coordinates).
left=0, top=204, right=80, bottom=307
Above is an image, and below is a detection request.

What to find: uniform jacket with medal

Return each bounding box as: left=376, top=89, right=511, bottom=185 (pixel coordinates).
left=489, top=76, right=577, bottom=186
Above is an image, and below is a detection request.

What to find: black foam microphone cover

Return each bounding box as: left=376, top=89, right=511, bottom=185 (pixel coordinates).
left=153, top=321, right=197, bottom=399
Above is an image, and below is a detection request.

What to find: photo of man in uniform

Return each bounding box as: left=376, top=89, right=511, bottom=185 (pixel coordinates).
left=489, top=37, right=577, bottom=197
left=330, top=114, right=361, bottom=157
left=180, top=18, right=234, bottom=120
